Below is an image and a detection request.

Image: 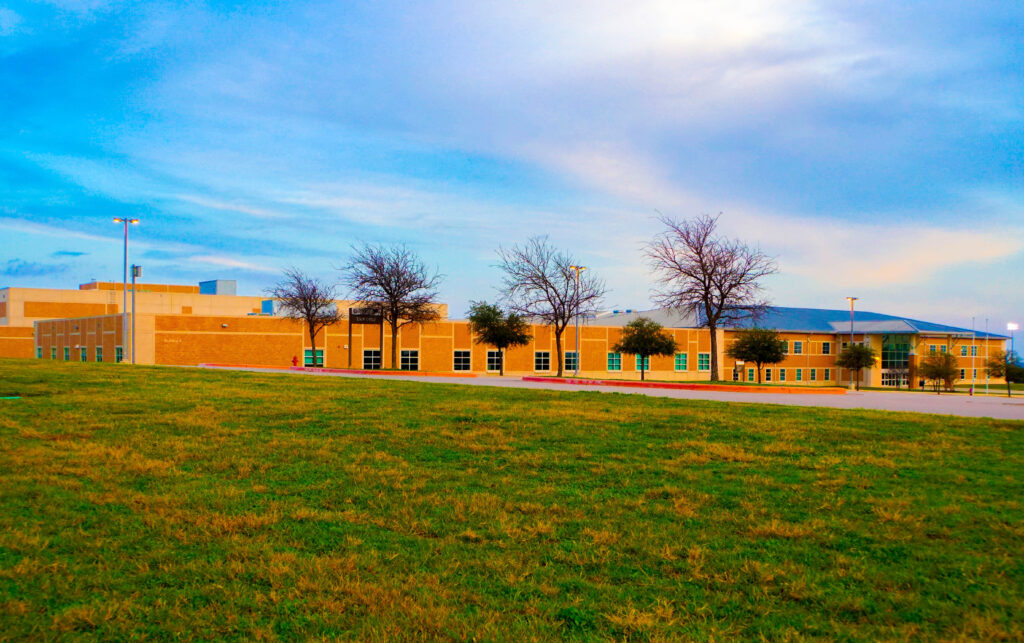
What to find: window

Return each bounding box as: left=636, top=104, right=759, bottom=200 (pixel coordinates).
left=765, top=368, right=772, bottom=382
left=50, top=347, right=56, bottom=360
left=486, top=350, right=503, bottom=372
left=881, top=372, right=908, bottom=387
left=635, top=355, right=650, bottom=371
left=304, top=349, right=324, bottom=367
left=960, top=346, right=968, bottom=357
left=115, top=346, right=123, bottom=363
left=778, top=368, right=786, bottom=382
left=782, top=341, right=789, bottom=355
left=674, top=353, right=687, bottom=371
left=747, top=368, right=755, bottom=382
left=697, top=353, right=710, bottom=371
left=822, top=342, right=831, bottom=355
left=881, top=339, right=911, bottom=370
left=824, top=368, right=831, bottom=381
left=971, top=346, right=977, bottom=357
left=80, top=347, right=87, bottom=362
left=973, top=369, right=977, bottom=379
left=732, top=368, right=740, bottom=381
left=565, top=351, right=578, bottom=372
left=95, top=347, right=103, bottom=362
left=940, top=345, right=947, bottom=354
left=810, top=368, right=817, bottom=382
left=796, top=368, right=802, bottom=382
left=36, top=346, right=42, bottom=359
left=929, top=345, right=937, bottom=354
left=400, top=350, right=419, bottom=371
left=607, top=352, right=621, bottom=371
left=64, top=347, right=69, bottom=361
left=453, top=350, right=471, bottom=371
left=534, top=351, right=550, bottom=371
left=363, top=349, right=381, bottom=370
left=793, top=341, right=803, bottom=355
left=959, top=368, right=965, bottom=380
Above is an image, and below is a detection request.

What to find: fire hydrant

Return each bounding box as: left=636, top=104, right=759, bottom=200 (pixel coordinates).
left=292, top=355, right=299, bottom=367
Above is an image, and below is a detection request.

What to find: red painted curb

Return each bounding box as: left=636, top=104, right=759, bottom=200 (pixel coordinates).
left=522, top=376, right=846, bottom=395
left=289, top=366, right=478, bottom=378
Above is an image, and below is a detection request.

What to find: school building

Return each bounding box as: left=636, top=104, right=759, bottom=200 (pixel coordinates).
left=1, top=279, right=1009, bottom=389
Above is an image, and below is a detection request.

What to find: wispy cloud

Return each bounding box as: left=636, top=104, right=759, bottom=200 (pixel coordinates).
left=1, top=259, right=68, bottom=277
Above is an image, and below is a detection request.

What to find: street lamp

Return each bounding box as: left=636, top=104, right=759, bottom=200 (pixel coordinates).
left=113, top=217, right=139, bottom=363
left=846, top=296, right=857, bottom=390
left=568, top=265, right=586, bottom=377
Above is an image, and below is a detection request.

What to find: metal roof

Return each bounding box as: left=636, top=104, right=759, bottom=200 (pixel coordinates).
left=587, top=306, right=1009, bottom=338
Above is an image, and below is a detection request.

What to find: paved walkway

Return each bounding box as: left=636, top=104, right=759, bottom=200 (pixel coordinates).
left=198, top=366, right=1024, bottom=421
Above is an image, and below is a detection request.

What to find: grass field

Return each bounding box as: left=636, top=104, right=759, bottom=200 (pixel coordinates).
left=1, top=359, right=1021, bottom=640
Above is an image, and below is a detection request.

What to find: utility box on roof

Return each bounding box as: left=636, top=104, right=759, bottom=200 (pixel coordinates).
left=199, top=280, right=237, bottom=296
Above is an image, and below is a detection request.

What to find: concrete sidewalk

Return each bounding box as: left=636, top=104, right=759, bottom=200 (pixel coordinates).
left=197, top=365, right=1024, bottom=421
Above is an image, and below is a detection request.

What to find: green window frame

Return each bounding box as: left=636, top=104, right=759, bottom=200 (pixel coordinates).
left=779, top=368, right=786, bottom=382
left=95, top=347, right=103, bottom=362
left=796, top=368, right=802, bottom=382
left=793, top=341, right=802, bottom=355
left=747, top=368, right=755, bottom=382
left=564, top=351, right=578, bottom=372
left=810, top=368, right=817, bottom=381
left=697, top=353, right=710, bottom=371
left=304, top=349, right=324, bottom=367
left=822, top=342, right=831, bottom=355
left=634, top=355, right=650, bottom=371
left=971, top=346, right=977, bottom=357
left=960, top=346, right=968, bottom=357
left=607, top=352, right=621, bottom=371
left=940, top=345, right=947, bottom=353
left=765, top=368, right=772, bottom=382
left=929, top=345, right=937, bottom=354
left=35, top=346, right=41, bottom=359
left=674, top=353, right=687, bottom=371
left=782, top=341, right=789, bottom=355
left=50, top=346, right=57, bottom=360
left=80, top=347, right=87, bottom=362
left=824, top=368, right=831, bottom=381
left=115, top=346, right=123, bottom=363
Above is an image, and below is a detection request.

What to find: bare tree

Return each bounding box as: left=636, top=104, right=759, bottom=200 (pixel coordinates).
left=497, top=237, right=606, bottom=377
left=646, top=214, right=777, bottom=381
left=340, top=243, right=444, bottom=369
left=269, top=268, right=342, bottom=367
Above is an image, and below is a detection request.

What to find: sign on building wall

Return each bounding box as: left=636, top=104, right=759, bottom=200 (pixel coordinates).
left=349, top=307, right=383, bottom=324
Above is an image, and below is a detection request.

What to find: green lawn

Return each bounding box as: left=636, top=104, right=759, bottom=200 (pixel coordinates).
left=0, top=359, right=1021, bottom=640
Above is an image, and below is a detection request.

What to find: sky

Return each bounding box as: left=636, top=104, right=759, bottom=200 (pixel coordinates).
left=1, top=0, right=1022, bottom=331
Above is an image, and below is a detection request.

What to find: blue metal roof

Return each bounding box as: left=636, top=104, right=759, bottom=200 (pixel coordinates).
left=726, top=306, right=1008, bottom=338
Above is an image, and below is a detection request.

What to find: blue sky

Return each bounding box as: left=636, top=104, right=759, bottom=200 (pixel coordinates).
left=1, top=0, right=1021, bottom=331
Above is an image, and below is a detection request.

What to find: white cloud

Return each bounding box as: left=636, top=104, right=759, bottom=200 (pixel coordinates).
left=186, top=255, right=277, bottom=274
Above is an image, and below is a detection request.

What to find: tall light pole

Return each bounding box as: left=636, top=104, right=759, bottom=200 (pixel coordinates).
left=568, top=265, right=586, bottom=377
left=113, top=217, right=139, bottom=362
left=846, top=296, right=858, bottom=390
left=1009, top=322, right=1019, bottom=357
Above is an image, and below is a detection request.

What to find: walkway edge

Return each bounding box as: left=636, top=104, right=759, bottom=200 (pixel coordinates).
left=523, top=376, right=847, bottom=395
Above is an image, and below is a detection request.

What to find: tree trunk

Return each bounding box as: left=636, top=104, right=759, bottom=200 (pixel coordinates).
left=309, top=325, right=317, bottom=367
left=640, top=357, right=646, bottom=381
left=391, top=324, right=399, bottom=369
left=708, top=321, right=719, bottom=381
left=1008, top=381, right=1013, bottom=398
left=554, top=329, right=563, bottom=377
left=500, top=348, right=505, bottom=376
left=757, top=363, right=762, bottom=384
